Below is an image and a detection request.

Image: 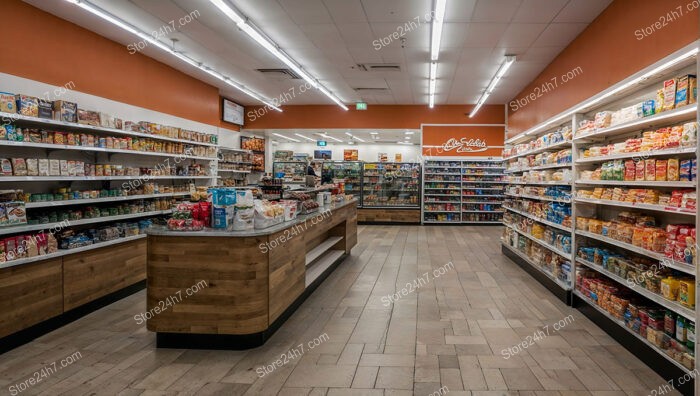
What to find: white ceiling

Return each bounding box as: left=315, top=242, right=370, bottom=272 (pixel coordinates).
left=25, top=0, right=612, bottom=107
left=259, top=128, right=421, bottom=145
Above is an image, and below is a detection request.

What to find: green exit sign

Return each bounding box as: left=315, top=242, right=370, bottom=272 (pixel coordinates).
left=317, top=140, right=327, bottom=146
left=356, top=102, right=367, bottom=110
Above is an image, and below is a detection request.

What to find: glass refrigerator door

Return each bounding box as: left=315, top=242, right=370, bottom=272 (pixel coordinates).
left=322, top=161, right=362, bottom=206
left=272, top=161, right=306, bottom=183
left=363, top=162, right=420, bottom=207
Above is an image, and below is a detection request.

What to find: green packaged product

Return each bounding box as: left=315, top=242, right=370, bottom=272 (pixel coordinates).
left=687, top=322, right=695, bottom=351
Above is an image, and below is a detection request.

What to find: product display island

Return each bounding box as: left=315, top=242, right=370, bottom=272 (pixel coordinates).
left=145, top=199, right=357, bottom=349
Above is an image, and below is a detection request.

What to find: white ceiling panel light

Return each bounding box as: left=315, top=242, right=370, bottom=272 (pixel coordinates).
left=272, top=133, right=300, bottom=142
left=430, top=0, right=447, bottom=61
left=319, top=133, right=343, bottom=142
left=62, top=0, right=281, bottom=111
left=345, top=132, right=366, bottom=142
left=294, top=133, right=316, bottom=142
left=469, top=55, right=516, bottom=118
left=428, top=0, right=446, bottom=108
left=209, top=0, right=348, bottom=111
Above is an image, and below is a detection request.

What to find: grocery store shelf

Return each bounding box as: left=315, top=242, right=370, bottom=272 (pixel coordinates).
left=576, top=146, right=696, bottom=164
left=423, top=220, right=462, bottom=224
left=218, top=147, right=253, bottom=153
left=217, top=169, right=251, bottom=173
left=464, top=194, right=505, bottom=198
left=0, top=138, right=216, bottom=160
left=461, top=210, right=503, bottom=213
left=25, top=192, right=190, bottom=208
left=424, top=210, right=460, bottom=213
left=504, top=223, right=571, bottom=258
left=576, top=229, right=694, bottom=275
left=576, top=180, right=695, bottom=188
left=306, top=249, right=345, bottom=288
left=461, top=201, right=504, bottom=204
left=461, top=181, right=508, bottom=184
left=501, top=242, right=571, bottom=290
left=575, top=197, right=696, bottom=216
left=509, top=181, right=572, bottom=186
left=424, top=193, right=461, bottom=197
left=462, top=221, right=502, bottom=224
left=462, top=167, right=506, bottom=170
left=462, top=187, right=504, bottom=190
left=0, top=210, right=172, bottom=236
left=424, top=180, right=461, bottom=183
left=0, top=111, right=218, bottom=147
left=573, top=290, right=692, bottom=375
left=424, top=173, right=461, bottom=176
left=504, top=206, right=572, bottom=232
left=0, top=175, right=210, bottom=182
left=0, top=234, right=147, bottom=270
left=576, top=229, right=664, bottom=261
left=506, top=163, right=572, bottom=173
left=504, top=140, right=573, bottom=161
left=504, top=193, right=571, bottom=203
left=576, top=258, right=695, bottom=320
left=424, top=187, right=461, bottom=190
left=574, top=105, right=698, bottom=142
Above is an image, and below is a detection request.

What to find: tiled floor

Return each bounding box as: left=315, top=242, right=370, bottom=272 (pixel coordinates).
left=0, top=226, right=680, bottom=395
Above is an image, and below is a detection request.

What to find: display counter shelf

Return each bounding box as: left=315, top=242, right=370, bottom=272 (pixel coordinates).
left=146, top=199, right=357, bottom=349
left=504, top=206, right=572, bottom=232
left=576, top=146, right=696, bottom=163
left=575, top=197, right=697, bottom=216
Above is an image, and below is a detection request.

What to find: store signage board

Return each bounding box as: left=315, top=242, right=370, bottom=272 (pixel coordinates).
left=421, top=125, right=504, bottom=157
left=317, top=140, right=327, bottom=146
left=356, top=102, right=367, bottom=110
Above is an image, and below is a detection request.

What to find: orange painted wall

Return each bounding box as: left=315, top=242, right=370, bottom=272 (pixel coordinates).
left=0, top=0, right=220, bottom=127
left=243, top=104, right=505, bottom=130
left=508, top=0, right=699, bottom=137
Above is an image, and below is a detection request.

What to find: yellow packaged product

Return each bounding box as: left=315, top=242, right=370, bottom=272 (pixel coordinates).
left=668, top=158, right=679, bottom=181
left=661, top=277, right=680, bottom=301
left=679, top=279, right=695, bottom=308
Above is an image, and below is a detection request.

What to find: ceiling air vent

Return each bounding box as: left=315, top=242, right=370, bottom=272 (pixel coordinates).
left=256, top=68, right=301, bottom=80
left=355, top=63, right=401, bottom=72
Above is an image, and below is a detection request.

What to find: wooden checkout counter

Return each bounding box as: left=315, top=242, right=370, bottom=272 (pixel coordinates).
left=145, top=199, right=357, bottom=349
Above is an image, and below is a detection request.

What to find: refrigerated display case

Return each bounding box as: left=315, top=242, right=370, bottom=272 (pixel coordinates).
left=272, top=161, right=307, bottom=184
left=321, top=161, right=363, bottom=205
left=362, top=162, right=420, bottom=208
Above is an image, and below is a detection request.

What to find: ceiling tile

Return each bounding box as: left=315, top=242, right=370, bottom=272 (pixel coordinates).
left=512, top=0, right=568, bottom=23
left=278, top=0, right=333, bottom=24
left=323, top=0, right=367, bottom=23
left=361, top=0, right=432, bottom=23
left=472, top=0, right=522, bottom=22
left=496, top=23, right=547, bottom=48
left=532, top=23, right=588, bottom=47
left=555, top=0, right=613, bottom=23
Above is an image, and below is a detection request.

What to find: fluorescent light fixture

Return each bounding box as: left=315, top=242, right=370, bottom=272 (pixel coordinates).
left=429, top=94, right=435, bottom=108
left=210, top=0, right=348, bottom=110
left=469, top=55, right=516, bottom=118
left=430, top=0, right=447, bottom=61
left=428, top=62, right=438, bottom=108
left=344, top=132, right=365, bottom=142
left=404, top=137, right=411, bottom=140
left=397, top=141, right=413, bottom=145
left=511, top=47, right=699, bottom=141
left=405, top=131, right=414, bottom=135
left=319, top=133, right=342, bottom=142
left=294, top=133, right=315, bottom=142
left=64, top=0, right=280, bottom=111
left=272, top=133, right=299, bottom=142
left=370, top=132, right=379, bottom=135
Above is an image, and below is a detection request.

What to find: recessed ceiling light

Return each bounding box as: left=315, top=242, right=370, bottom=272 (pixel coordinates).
left=294, top=133, right=316, bottom=142
left=272, top=133, right=300, bottom=142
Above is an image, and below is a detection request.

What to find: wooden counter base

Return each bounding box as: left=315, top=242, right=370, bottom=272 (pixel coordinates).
left=146, top=201, right=357, bottom=350
left=357, top=207, right=420, bottom=224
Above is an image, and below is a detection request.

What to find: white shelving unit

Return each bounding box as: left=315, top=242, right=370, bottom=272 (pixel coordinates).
left=502, top=41, right=699, bottom=387
left=216, top=147, right=254, bottom=187
left=0, top=108, right=218, bottom=267
left=422, top=157, right=505, bottom=224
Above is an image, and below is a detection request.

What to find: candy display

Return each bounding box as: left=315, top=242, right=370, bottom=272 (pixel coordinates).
left=577, top=269, right=695, bottom=370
